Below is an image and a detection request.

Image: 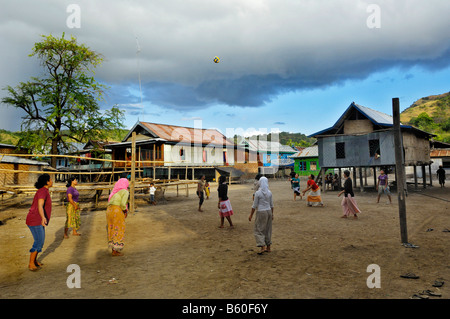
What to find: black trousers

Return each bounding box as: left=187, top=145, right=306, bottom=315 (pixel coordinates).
left=197, top=191, right=204, bottom=206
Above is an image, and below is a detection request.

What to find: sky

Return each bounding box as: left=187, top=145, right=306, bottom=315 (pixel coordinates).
left=0, top=0, right=450, bottom=138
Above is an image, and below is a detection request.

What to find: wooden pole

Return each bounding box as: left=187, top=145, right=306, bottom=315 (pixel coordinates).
left=359, top=167, right=364, bottom=193
left=392, top=97, right=408, bottom=244
left=413, top=165, right=418, bottom=190
left=338, top=168, right=342, bottom=189
left=428, top=164, right=432, bottom=186
left=422, top=165, right=426, bottom=188
left=130, top=132, right=136, bottom=214
left=364, top=167, right=368, bottom=186
left=373, top=167, right=377, bottom=188
left=138, top=146, right=142, bottom=179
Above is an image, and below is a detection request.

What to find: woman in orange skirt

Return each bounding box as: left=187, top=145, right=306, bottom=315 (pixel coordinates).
left=106, top=178, right=129, bottom=256
left=302, top=174, right=324, bottom=207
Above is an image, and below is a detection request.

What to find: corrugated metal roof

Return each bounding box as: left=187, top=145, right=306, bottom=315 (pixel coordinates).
left=0, top=155, right=49, bottom=166
left=289, top=145, right=318, bottom=158
left=354, top=103, right=395, bottom=125
left=127, top=122, right=233, bottom=146
left=430, top=150, right=450, bottom=157
left=309, top=102, right=434, bottom=138
left=242, top=140, right=297, bottom=153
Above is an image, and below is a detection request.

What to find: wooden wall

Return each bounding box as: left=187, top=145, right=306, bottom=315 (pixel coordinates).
left=318, top=130, right=431, bottom=168
left=0, top=163, right=42, bottom=187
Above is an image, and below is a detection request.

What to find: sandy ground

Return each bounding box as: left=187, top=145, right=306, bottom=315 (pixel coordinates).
left=0, top=177, right=449, bottom=300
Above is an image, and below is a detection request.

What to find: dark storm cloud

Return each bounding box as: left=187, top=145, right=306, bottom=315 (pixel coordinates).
left=1, top=0, right=450, bottom=129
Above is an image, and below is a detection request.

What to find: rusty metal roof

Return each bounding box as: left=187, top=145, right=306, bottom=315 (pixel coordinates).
left=136, top=122, right=233, bottom=146
left=289, top=145, right=319, bottom=158
left=431, top=149, right=450, bottom=157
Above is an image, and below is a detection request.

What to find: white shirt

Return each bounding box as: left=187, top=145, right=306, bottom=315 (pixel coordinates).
left=252, top=189, right=273, bottom=211
left=149, top=186, right=156, bottom=195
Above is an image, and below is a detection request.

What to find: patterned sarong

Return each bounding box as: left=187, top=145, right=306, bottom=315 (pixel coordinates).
left=65, top=203, right=80, bottom=230
left=106, top=205, right=126, bottom=251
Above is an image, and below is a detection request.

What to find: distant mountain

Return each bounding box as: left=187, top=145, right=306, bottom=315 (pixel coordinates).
left=401, top=92, right=450, bottom=143
left=0, top=129, right=21, bottom=145
left=233, top=131, right=315, bottom=148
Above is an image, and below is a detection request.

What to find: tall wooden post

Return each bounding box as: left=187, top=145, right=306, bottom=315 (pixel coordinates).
left=338, top=168, right=342, bottom=189
left=413, top=165, right=418, bottom=190
left=359, top=167, right=364, bottom=193
left=392, top=98, right=408, bottom=244
left=373, top=167, right=377, bottom=188
left=422, top=165, right=426, bottom=188
left=428, top=164, right=433, bottom=186
left=130, top=132, right=136, bottom=214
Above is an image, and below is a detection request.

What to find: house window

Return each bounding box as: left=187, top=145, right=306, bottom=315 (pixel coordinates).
left=336, top=142, right=346, bottom=159
left=310, top=161, right=317, bottom=171
left=298, top=161, right=307, bottom=171
left=369, top=139, right=380, bottom=157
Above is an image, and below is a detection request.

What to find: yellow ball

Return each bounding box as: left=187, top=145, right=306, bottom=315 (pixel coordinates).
left=213, top=56, right=220, bottom=63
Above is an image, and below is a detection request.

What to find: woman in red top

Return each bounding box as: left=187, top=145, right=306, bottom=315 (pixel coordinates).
left=26, top=173, right=53, bottom=271
left=302, top=174, right=324, bottom=207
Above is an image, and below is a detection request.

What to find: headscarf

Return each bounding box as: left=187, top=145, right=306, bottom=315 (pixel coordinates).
left=258, top=176, right=271, bottom=197
left=108, top=178, right=129, bottom=202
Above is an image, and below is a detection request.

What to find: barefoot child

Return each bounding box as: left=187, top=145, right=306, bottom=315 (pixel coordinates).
left=218, top=175, right=234, bottom=228
left=149, top=182, right=156, bottom=205
left=376, top=170, right=392, bottom=204
left=291, top=173, right=302, bottom=201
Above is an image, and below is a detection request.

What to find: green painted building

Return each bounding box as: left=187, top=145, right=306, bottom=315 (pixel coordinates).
left=290, top=145, right=332, bottom=177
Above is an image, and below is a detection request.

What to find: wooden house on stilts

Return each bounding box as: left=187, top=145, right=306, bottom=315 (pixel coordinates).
left=106, top=121, right=235, bottom=181
left=309, top=102, right=435, bottom=191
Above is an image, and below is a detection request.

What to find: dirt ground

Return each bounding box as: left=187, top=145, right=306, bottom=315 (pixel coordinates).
left=0, top=177, right=449, bottom=300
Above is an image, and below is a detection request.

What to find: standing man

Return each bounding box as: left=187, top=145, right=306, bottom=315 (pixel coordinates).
left=197, top=175, right=206, bottom=212
left=437, top=165, right=446, bottom=188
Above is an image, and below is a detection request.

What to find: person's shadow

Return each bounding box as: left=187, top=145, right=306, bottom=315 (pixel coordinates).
left=39, top=226, right=65, bottom=262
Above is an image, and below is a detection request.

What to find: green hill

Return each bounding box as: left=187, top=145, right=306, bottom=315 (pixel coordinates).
left=401, top=92, right=450, bottom=143
left=0, top=129, right=21, bottom=145
left=0, top=129, right=129, bottom=148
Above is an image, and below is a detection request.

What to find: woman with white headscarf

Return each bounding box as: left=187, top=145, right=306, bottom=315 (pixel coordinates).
left=249, top=176, right=274, bottom=255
